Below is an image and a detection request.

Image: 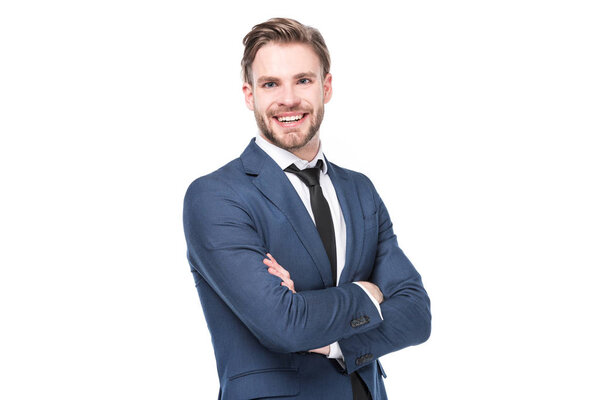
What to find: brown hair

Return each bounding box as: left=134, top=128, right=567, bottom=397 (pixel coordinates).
left=241, top=18, right=331, bottom=85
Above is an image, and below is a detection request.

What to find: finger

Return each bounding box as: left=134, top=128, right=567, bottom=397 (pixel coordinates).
left=267, top=266, right=283, bottom=278
left=279, top=266, right=291, bottom=279
left=263, top=258, right=272, bottom=266
left=282, top=277, right=295, bottom=292
left=273, top=266, right=290, bottom=279
left=264, top=258, right=287, bottom=274
left=265, top=255, right=283, bottom=271
left=266, top=257, right=290, bottom=278
left=266, top=254, right=293, bottom=281
left=268, top=267, right=295, bottom=291
left=265, top=257, right=281, bottom=271
left=267, top=253, right=284, bottom=269
left=281, top=282, right=291, bottom=291
left=267, top=254, right=281, bottom=269
left=281, top=281, right=296, bottom=293
left=268, top=267, right=285, bottom=280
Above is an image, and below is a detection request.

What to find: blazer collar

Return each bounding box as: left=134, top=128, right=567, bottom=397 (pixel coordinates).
left=241, top=139, right=334, bottom=287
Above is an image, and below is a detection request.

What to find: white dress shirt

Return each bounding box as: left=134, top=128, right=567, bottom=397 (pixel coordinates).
left=255, top=135, right=382, bottom=361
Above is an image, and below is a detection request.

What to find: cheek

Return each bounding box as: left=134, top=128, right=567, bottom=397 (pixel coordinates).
left=254, top=98, right=270, bottom=114
left=309, top=90, right=324, bottom=105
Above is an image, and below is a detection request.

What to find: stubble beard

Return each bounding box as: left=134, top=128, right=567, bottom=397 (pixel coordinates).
left=254, top=104, right=325, bottom=152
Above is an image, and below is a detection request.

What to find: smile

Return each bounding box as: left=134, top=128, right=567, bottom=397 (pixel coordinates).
left=272, top=113, right=308, bottom=127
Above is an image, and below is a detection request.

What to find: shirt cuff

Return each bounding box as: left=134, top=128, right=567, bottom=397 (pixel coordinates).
left=353, top=282, right=383, bottom=320
left=327, top=341, right=344, bottom=361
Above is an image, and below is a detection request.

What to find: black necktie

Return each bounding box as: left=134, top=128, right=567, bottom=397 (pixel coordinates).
left=285, top=160, right=337, bottom=286
left=286, top=160, right=372, bottom=400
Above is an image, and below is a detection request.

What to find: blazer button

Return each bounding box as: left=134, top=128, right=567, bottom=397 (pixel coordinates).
left=355, top=353, right=374, bottom=366
left=351, top=315, right=370, bottom=328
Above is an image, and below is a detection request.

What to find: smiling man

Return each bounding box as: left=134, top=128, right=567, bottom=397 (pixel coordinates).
left=183, top=18, right=431, bottom=400
left=243, top=41, right=328, bottom=160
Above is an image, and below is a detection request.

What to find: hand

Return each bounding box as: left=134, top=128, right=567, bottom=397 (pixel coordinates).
left=308, top=345, right=330, bottom=356
left=356, top=281, right=384, bottom=304
left=263, top=253, right=296, bottom=293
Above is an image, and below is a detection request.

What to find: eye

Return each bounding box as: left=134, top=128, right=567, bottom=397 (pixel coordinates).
left=298, top=78, right=311, bottom=85
left=263, top=82, right=277, bottom=88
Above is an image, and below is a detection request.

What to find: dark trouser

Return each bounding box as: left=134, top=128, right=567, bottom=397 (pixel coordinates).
left=350, top=371, right=372, bottom=400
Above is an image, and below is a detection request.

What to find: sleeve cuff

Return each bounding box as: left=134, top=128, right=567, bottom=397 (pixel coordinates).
left=353, top=282, right=383, bottom=320
left=327, top=341, right=345, bottom=361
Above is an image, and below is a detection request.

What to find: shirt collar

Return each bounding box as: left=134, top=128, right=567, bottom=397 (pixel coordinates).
left=255, top=134, right=328, bottom=173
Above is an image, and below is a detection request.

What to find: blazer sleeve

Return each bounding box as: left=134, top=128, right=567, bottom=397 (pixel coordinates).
left=183, top=175, right=383, bottom=354
left=338, top=177, right=432, bottom=374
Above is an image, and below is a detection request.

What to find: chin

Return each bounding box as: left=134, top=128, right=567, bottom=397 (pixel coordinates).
left=277, top=130, right=315, bottom=150
left=256, top=112, right=319, bottom=152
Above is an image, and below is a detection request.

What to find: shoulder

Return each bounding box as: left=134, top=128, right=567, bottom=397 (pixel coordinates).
left=184, top=158, right=247, bottom=208
left=185, top=139, right=269, bottom=202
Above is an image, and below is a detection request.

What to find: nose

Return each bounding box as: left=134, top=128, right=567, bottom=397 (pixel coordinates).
left=278, top=83, right=301, bottom=108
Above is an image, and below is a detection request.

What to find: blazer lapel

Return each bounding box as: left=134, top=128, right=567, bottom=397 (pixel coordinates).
left=327, top=160, right=366, bottom=285
left=241, top=140, right=334, bottom=287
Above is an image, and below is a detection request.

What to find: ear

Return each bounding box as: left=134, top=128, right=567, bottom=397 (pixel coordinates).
left=242, top=82, right=254, bottom=111
left=323, top=73, right=333, bottom=104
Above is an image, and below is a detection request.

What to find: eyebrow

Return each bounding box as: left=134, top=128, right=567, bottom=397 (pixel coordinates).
left=256, top=72, right=318, bottom=85
left=293, top=72, right=317, bottom=80
left=256, top=76, right=280, bottom=85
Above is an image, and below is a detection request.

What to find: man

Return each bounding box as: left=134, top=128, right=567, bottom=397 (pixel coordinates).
left=183, top=18, right=431, bottom=400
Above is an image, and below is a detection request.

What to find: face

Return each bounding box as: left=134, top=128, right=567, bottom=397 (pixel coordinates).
left=243, top=42, right=332, bottom=156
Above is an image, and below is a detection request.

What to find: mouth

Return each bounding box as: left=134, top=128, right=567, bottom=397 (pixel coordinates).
left=272, top=113, right=308, bottom=128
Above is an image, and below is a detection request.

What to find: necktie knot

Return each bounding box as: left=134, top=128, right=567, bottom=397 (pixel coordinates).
left=284, top=160, right=323, bottom=187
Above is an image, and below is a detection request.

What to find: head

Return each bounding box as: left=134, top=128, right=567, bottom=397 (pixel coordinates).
left=241, top=18, right=332, bottom=159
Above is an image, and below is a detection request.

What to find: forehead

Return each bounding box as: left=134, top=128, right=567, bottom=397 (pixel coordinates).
left=252, top=42, right=321, bottom=79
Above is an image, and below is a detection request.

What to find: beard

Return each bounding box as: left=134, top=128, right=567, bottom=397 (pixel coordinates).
left=254, top=104, right=325, bottom=152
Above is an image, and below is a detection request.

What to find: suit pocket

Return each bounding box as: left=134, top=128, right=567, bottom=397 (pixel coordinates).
left=224, top=368, right=299, bottom=399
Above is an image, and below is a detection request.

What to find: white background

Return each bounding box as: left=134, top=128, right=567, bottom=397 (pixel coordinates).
left=1, top=1, right=599, bottom=399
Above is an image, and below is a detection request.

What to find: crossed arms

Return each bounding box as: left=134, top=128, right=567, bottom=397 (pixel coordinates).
left=183, top=174, right=431, bottom=373
left=264, top=252, right=384, bottom=356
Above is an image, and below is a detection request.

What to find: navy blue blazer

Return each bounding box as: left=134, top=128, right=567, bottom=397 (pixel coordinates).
left=183, top=139, right=431, bottom=400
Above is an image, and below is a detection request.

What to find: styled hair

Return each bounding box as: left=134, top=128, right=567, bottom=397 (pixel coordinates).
left=241, top=18, right=331, bottom=84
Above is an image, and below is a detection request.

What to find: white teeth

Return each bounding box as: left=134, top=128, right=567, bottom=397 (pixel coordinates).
left=277, top=114, right=303, bottom=122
